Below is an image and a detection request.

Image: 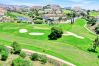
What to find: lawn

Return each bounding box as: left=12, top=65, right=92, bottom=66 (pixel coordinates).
left=6, top=12, right=30, bottom=19
left=63, top=10, right=72, bottom=14
left=90, top=11, right=99, bottom=17
left=0, top=18, right=99, bottom=66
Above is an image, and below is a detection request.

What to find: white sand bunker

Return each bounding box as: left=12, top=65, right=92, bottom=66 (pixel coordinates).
left=19, top=29, right=28, bottom=33
left=63, top=31, right=84, bottom=39
left=33, top=26, right=49, bottom=30
left=29, top=32, right=44, bottom=35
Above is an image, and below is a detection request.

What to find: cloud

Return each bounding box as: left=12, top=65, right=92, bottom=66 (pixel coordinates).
left=0, top=0, right=99, bottom=10
left=70, top=0, right=93, bottom=4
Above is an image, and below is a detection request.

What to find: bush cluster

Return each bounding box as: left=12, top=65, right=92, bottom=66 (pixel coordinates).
left=0, top=45, right=9, bottom=61
left=30, top=53, right=47, bottom=64
left=39, top=55, right=47, bottom=64
left=48, top=27, right=63, bottom=40
left=19, top=51, right=26, bottom=58
left=34, top=19, right=43, bottom=24
left=12, top=57, right=32, bottom=66
left=11, top=42, right=21, bottom=54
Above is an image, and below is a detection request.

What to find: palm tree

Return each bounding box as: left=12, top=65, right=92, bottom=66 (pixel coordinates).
left=87, top=10, right=90, bottom=15
left=67, top=13, right=72, bottom=24
left=72, top=12, right=76, bottom=23
left=58, top=17, right=62, bottom=22
left=66, top=11, right=76, bottom=24
left=80, top=12, right=86, bottom=17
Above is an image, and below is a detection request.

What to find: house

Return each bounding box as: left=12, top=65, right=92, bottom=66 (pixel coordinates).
left=43, top=4, right=62, bottom=14
left=43, top=14, right=65, bottom=21
left=64, top=7, right=72, bottom=10
left=73, top=6, right=82, bottom=12
left=73, top=6, right=87, bottom=16
left=30, top=6, right=43, bottom=10
left=44, top=4, right=61, bottom=10
left=0, top=7, right=6, bottom=16
left=42, top=5, right=66, bottom=22
left=0, top=16, right=14, bottom=22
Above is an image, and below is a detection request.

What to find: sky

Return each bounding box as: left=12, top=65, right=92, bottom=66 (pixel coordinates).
left=0, top=0, right=99, bottom=10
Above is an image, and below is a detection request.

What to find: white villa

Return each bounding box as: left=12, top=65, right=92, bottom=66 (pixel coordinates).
left=42, top=4, right=66, bottom=21
left=0, top=7, right=7, bottom=16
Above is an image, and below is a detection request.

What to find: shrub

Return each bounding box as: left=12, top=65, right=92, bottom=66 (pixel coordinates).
left=39, top=55, right=47, bottom=64
left=86, top=16, right=97, bottom=26
left=12, top=57, right=32, bottom=66
left=30, top=53, right=39, bottom=61
left=95, top=25, right=99, bottom=34
left=87, top=48, right=96, bottom=52
left=20, top=51, right=26, bottom=58
left=97, top=55, right=99, bottom=58
left=34, top=19, right=43, bottom=24
left=1, top=50, right=8, bottom=61
left=96, top=28, right=99, bottom=34
left=10, top=49, right=14, bottom=54
left=48, top=27, right=63, bottom=40
left=88, top=36, right=99, bottom=52
left=0, top=45, right=7, bottom=52
left=0, top=45, right=9, bottom=61
left=11, top=41, right=21, bottom=54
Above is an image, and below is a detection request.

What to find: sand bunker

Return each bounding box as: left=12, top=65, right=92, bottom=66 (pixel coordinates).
left=29, top=32, right=44, bottom=35
left=63, top=31, right=84, bottom=39
left=33, top=26, right=50, bottom=30
left=19, top=29, right=28, bottom=33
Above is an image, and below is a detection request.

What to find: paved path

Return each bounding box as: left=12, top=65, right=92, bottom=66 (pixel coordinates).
left=63, top=31, right=84, bottom=39
left=84, top=23, right=96, bottom=35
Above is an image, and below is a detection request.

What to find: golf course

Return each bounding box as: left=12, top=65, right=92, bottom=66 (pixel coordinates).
left=0, top=18, right=99, bottom=66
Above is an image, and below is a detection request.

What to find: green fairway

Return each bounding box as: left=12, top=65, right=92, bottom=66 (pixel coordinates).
left=63, top=10, right=72, bottom=14
left=6, top=12, right=30, bottom=19
left=90, top=11, right=99, bottom=17
left=0, top=18, right=99, bottom=66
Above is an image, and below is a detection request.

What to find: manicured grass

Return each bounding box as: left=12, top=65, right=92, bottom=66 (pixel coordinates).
left=6, top=12, right=30, bottom=19
left=0, top=18, right=99, bottom=66
left=63, top=10, right=72, bottom=14
left=90, top=11, right=99, bottom=17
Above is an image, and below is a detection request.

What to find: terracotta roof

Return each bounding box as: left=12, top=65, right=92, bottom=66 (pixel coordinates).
left=0, top=7, right=6, bottom=15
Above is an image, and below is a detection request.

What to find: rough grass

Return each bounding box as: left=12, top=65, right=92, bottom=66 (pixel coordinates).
left=0, top=54, right=54, bottom=66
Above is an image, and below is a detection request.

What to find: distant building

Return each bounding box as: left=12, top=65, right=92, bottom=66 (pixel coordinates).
left=30, top=6, right=43, bottom=10
left=43, top=14, right=65, bottom=21
left=44, top=4, right=61, bottom=10
left=43, top=4, right=62, bottom=14
left=0, top=7, right=6, bottom=16
left=64, top=7, right=71, bottom=10
left=73, top=6, right=87, bottom=16
left=43, top=4, right=65, bottom=21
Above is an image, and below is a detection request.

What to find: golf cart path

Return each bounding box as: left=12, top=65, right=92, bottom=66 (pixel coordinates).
left=63, top=31, right=84, bottom=39
left=7, top=46, right=76, bottom=66
left=84, top=24, right=96, bottom=35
